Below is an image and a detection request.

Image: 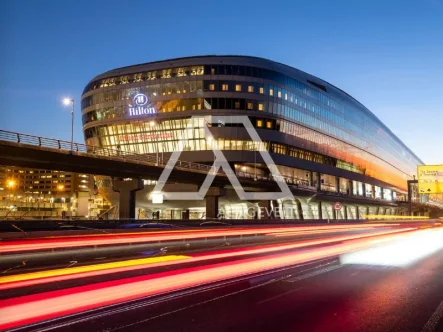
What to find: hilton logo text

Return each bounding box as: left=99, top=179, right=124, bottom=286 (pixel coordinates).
left=128, top=93, right=156, bottom=116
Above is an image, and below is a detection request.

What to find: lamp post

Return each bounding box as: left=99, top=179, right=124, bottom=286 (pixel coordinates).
left=63, top=98, right=75, bottom=151
left=5, top=179, right=16, bottom=214
left=57, top=184, right=65, bottom=219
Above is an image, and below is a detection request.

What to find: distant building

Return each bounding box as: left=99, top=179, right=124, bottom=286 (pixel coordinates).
left=0, top=166, right=111, bottom=219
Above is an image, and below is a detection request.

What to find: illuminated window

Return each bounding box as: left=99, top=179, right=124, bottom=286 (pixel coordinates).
left=248, top=86, right=254, bottom=93
left=266, top=121, right=273, bottom=129
left=257, top=120, right=263, bottom=127
left=284, top=93, right=288, bottom=100
left=209, top=84, right=215, bottom=91
left=258, top=103, right=264, bottom=111
left=222, top=84, right=229, bottom=91
left=269, top=88, right=274, bottom=96
left=259, top=87, right=264, bottom=94
left=234, top=101, right=240, bottom=109
left=247, top=102, right=253, bottom=110
left=278, top=91, right=282, bottom=98
left=235, top=84, right=242, bottom=92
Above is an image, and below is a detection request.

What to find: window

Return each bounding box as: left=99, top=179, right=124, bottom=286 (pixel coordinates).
left=209, top=84, right=215, bottom=91
left=235, top=84, right=242, bottom=92
left=257, top=120, right=263, bottom=127
left=222, top=84, right=229, bottom=91
left=259, top=87, right=264, bottom=94
left=234, top=101, right=240, bottom=109
left=258, top=103, right=264, bottom=111
left=248, top=85, right=254, bottom=93
left=277, top=90, right=282, bottom=98
left=247, top=102, right=253, bottom=110
left=266, top=121, right=273, bottom=129
left=269, top=88, right=274, bottom=96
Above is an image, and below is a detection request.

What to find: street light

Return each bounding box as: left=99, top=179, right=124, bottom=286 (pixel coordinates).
left=6, top=179, right=16, bottom=188
left=63, top=98, right=75, bottom=151
left=57, top=184, right=65, bottom=191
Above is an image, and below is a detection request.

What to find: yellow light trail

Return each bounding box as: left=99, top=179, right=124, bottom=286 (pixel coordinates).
left=0, top=255, right=190, bottom=284
left=364, top=215, right=429, bottom=220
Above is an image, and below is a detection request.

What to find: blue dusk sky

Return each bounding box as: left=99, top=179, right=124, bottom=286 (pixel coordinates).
left=0, top=0, right=442, bottom=164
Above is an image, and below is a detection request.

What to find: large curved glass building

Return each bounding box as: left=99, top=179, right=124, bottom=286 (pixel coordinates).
left=82, top=55, right=422, bottom=219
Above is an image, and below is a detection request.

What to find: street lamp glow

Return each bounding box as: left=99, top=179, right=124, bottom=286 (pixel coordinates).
left=57, top=184, right=65, bottom=191
left=62, top=97, right=75, bottom=151
left=6, top=179, right=16, bottom=188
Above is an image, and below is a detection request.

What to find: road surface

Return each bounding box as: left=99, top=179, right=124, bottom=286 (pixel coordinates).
left=1, top=222, right=443, bottom=331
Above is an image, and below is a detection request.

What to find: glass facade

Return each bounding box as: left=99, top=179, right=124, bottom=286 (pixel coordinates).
left=82, top=56, right=423, bottom=191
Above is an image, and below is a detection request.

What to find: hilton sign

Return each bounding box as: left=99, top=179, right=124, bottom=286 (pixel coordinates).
left=128, top=93, right=156, bottom=116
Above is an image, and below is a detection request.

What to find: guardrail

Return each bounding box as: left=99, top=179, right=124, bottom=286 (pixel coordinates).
left=0, top=129, right=304, bottom=185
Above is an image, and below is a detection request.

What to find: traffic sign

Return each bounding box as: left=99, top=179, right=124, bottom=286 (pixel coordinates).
left=418, top=165, right=443, bottom=194
left=333, top=202, right=343, bottom=211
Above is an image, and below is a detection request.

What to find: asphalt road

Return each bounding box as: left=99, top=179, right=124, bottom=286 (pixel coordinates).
left=51, top=246, right=443, bottom=332
left=2, top=224, right=443, bottom=332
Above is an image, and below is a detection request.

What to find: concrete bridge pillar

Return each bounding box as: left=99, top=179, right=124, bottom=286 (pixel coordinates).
left=318, top=201, right=323, bottom=219
left=295, top=199, right=304, bottom=221
left=205, top=187, right=226, bottom=219
left=258, top=200, right=272, bottom=219
left=112, top=178, right=144, bottom=219
left=316, top=172, right=321, bottom=191
left=309, top=171, right=314, bottom=187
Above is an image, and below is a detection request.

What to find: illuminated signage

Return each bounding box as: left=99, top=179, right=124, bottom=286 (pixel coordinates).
left=128, top=93, right=156, bottom=116
left=418, top=165, right=443, bottom=194
left=151, top=192, right=164, bottom=204
left=119, top=132, right=174, bottom=142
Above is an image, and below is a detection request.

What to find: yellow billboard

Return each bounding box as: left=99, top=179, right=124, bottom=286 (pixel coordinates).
left=418, top=165, right=443, bottom=194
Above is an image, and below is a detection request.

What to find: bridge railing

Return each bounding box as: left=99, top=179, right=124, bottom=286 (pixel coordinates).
left=0, top=130, right=305, bottom=185
left=1, top=130, right=156, bottom=162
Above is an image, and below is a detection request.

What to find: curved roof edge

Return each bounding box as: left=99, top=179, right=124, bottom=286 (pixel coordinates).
left=83, top=54, right=423, bottom=164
